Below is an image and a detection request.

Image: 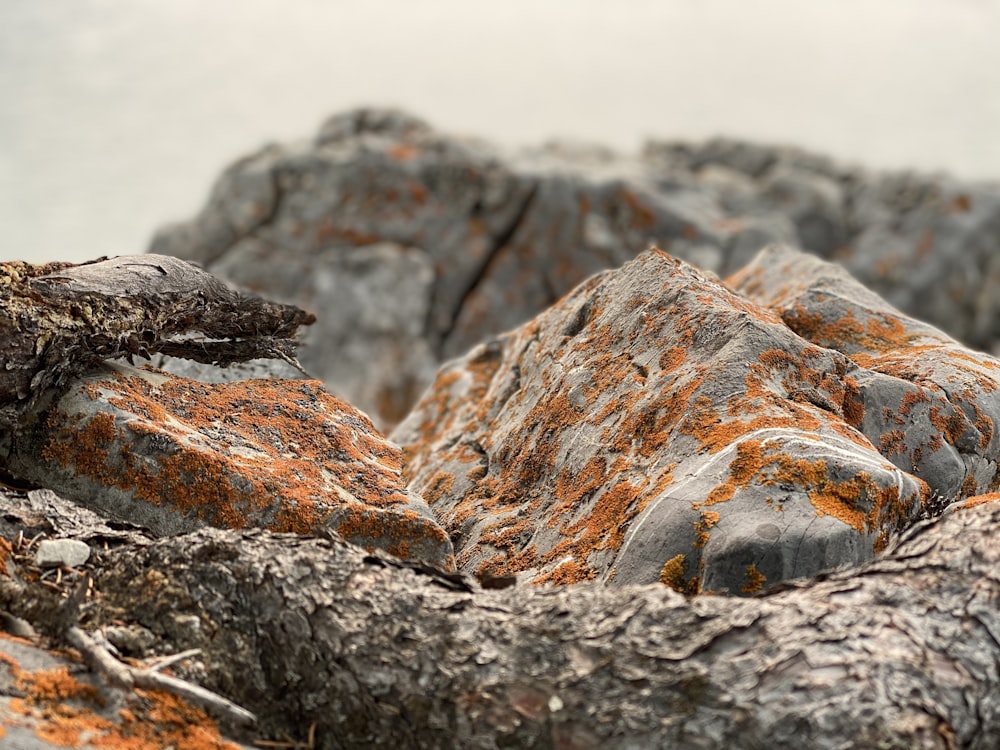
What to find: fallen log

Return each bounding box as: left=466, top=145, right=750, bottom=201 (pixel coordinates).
left=0, top=255, right=315, bottom=431
left=3, top=489, right=995, bottom=749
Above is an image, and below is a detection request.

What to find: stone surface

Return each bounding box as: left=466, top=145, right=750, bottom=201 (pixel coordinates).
left=729, top=244, right=1000, bottom=503
left=391, top=248, right=972, bottom=594
left=32, top=538, right=90, bottom=568
left=148, top=352, right=310, bottom=384
left=644, top=137, right=1000, bottom=347
left=5, top=361, right=454, bottom=570
left=151, top=110, right=1000, bottom=428
left=0, top=632, right=251, bottom=750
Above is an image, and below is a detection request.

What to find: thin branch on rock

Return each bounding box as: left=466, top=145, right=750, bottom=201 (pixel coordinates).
left=0, top=254, right=315, bottom=430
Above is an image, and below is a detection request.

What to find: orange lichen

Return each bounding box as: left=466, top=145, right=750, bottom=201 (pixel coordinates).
left=48, top=374, right=412, bottom=522
left=422, top=471, right=456, bottom=505
left=704, top=483, right=735, bottom=507
left=879, top=430, right=907, bottom=456
left=400, top=248, right=935, bottom=588
left=40, top=370, right=450, bottom=564
left=6, top=656, right=239, bottom=750
left=692, top=510, right=720, bottom=548
left=659, top=554, right=687, bottom=592
left=533, top=558, right=596, bottom=585
left=781, top=304, right=918, bottom=356
left=960, top=473, right=979, bottom=500
left=927, top=405, right=968, bottom=446
left=961, top=492, right=1000, bottom=509
left=899, top=388, right=930, bottom=416
left=658, top=346, right=686, bottom=374
left=741, top=563, right=767, bottom=594
left=333, top=507, right=452, bottom=565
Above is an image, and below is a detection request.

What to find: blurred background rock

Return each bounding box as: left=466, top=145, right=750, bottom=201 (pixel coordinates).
left=2, top=0, right=999, bottom=266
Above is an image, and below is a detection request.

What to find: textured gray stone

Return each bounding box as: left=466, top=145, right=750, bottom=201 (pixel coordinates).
left=5, top=361, right=454, bottom=570
left=729, top=244, right=1000, bottom=502
left=33, top=538, right=91, bottom=568
left=151, top=110, right=1000, bottom=429
left=392, top=248, right=963, bottom=594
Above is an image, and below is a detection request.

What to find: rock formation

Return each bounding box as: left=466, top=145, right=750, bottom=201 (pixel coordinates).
left=2, top=113, right=999, bottom=746
left=393, top=246, right=1000, bottom=593
left=151, top=108, right=1000, bottom=428
left=6, top=362, right=453, bottom=569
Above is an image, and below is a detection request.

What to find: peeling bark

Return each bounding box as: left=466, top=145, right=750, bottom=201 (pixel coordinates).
left=0, top=255, right=315, bottom=431
left=2, top=490, right=996, bottom=749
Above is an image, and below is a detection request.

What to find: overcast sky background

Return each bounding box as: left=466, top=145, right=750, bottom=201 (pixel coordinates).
left=2, top=0, right=999, bottom=265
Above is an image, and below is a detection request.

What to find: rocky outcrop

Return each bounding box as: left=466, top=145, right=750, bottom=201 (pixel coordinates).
left=4, top=361, right=454, bottom=570
left=730, top=244, right=1000, bottom=502
left=151, top=108, right=1000, bottom=428
left=0, top=629, right=251, bottom=750
left=646, top=138, right=1000, bottom=348
left=393, top=247, right=1000, bottom=593
left=2, top=220, right=999, bottom=744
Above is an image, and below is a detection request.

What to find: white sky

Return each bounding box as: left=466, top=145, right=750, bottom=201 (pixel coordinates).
left=2, top=0, right=999, bottom=264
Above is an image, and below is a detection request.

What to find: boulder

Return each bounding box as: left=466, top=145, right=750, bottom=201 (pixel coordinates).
left=152, top=111, right=1000, bottom=430
left=4, top=361, right=453, bottom=570
left=0, top=631, right=252, bottom=750
left=729, top=244, right=1000, bottom=502
left=392, top=248, right=963, bottom=594
left=645, top=136, right=1000, bottom=348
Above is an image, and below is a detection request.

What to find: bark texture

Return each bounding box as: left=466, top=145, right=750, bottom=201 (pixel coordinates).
left=3, top=491, right=994, bottom=749
left=0, top=255, right=315, bottom=431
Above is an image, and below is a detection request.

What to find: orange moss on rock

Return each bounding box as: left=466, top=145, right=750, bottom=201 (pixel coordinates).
left=6, top=653, right=239, bottom=750
left=961, top=492, right=1000, bottom=509
left=658, top=554, right=687, bottom=592
left=36, top=367, right=453, bottom=566
left=781, top=304, right=917, bottom=357
left=692, top=510, right=720, bottom=548
left=397, top=248, right=930, bottom=589
left=741, top=563, right=767, bottom=594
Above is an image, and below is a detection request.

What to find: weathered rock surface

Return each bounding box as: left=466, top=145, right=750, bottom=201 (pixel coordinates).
left=393, top=247, right=997, bottom=593
left=4, top=361, right=454, bottom=570
left=729, top=244, right=1000, bottom=503
left=151, top=109, right=1000, bottom=427
left=0, top=632, right=251, bottom=750
left=32, top=538, right=90, bottom=568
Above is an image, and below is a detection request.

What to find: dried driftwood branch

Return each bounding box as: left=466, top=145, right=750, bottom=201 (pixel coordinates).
left=1, top=498, right=984, bottom=749
left=0, top=254, right=315, bottom=430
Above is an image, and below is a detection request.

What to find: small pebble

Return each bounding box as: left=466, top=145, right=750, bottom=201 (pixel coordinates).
left=34, top=538, right=91, bottom=568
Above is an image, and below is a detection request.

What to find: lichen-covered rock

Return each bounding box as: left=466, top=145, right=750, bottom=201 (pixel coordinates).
left=5, top=361, right=453, bottom=570
left=146, top=110, right=794, bottom=429
left=0, top=632, right=251, bottom=750
left=645, top=137, right=1000, bottom=349
left=729, top=244, right=1000, bottom=502
left=392, top=249, right=931, bottom=594
left=152, top=110, right=1000, bottom=430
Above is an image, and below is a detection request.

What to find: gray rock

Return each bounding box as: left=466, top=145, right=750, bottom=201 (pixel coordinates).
left=151, top=108, right=1000, bottom=429
left=33, top=538, right=91, bottom=568
left=6, top=360, right=454, bottom=570
left=729, top=244, right=1000, bottom=502
left=392, top=248, right=962, bottom=594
